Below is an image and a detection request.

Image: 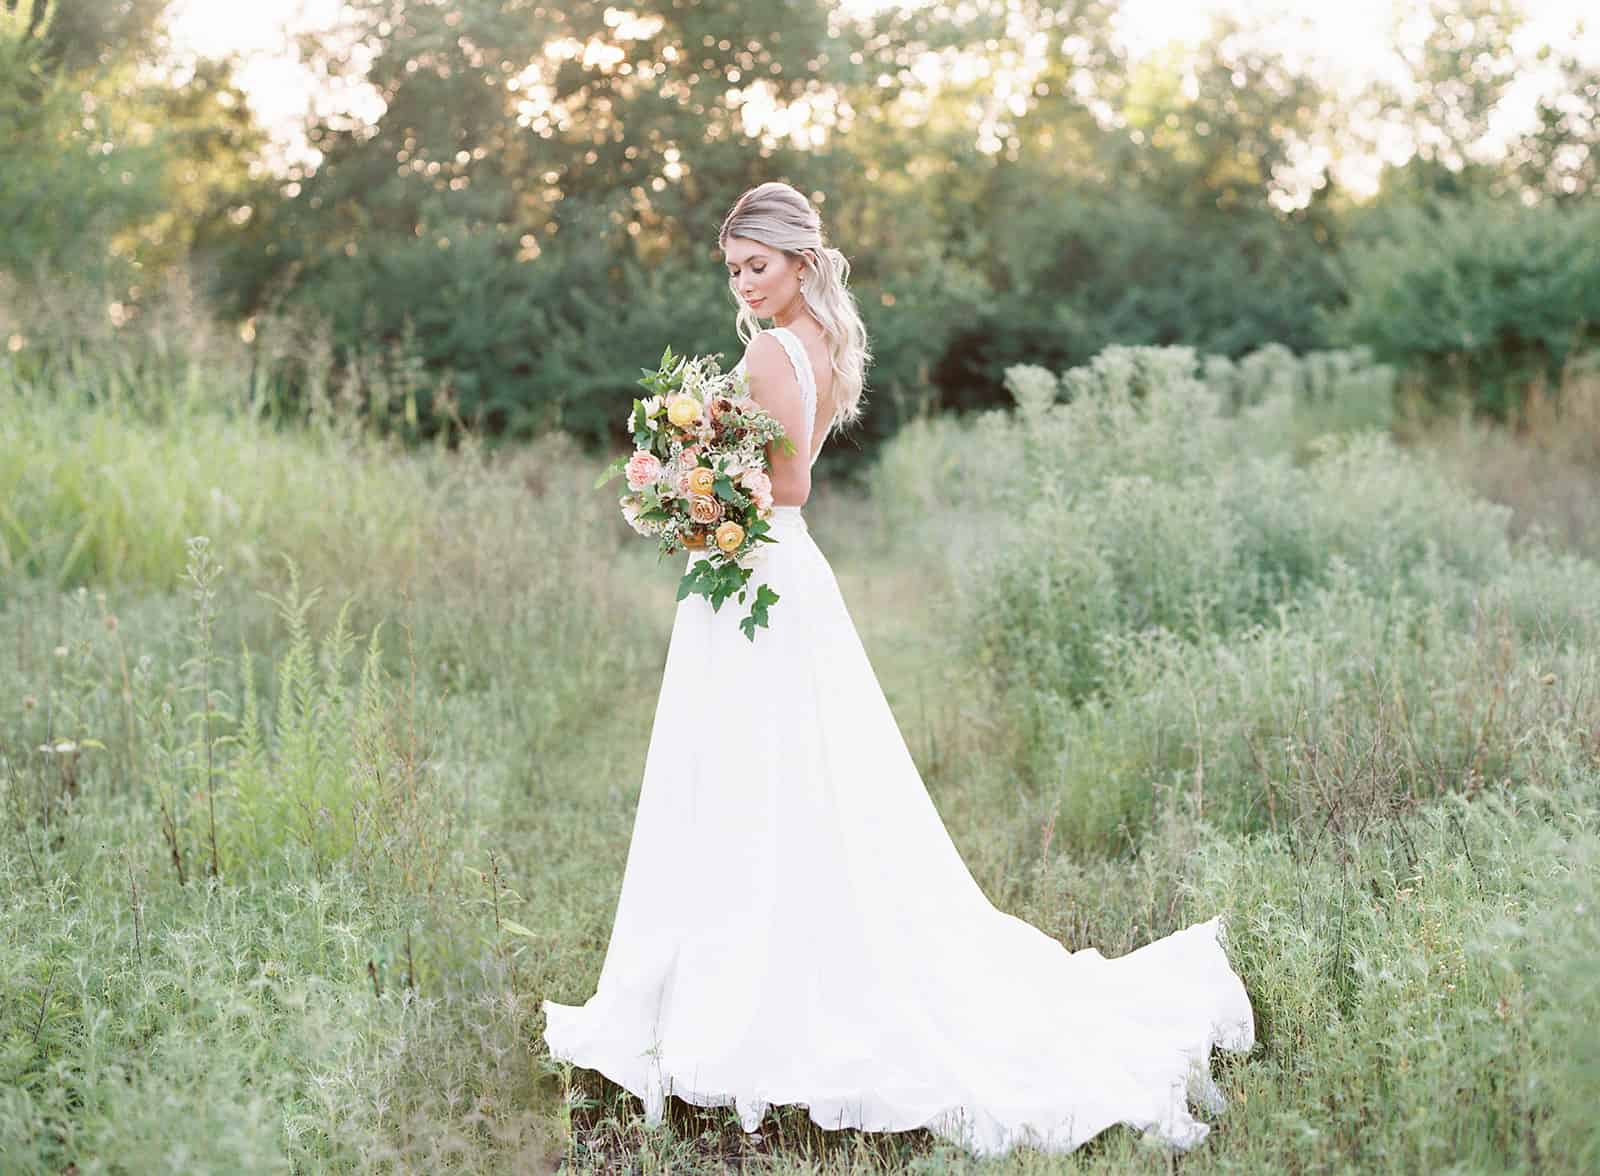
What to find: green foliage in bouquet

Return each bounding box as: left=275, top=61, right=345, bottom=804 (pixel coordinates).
left=678, top=555, right=782, bottom=641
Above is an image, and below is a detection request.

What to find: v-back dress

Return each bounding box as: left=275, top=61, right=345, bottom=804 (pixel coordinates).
left=540, top=326, right=1256, bottom=1157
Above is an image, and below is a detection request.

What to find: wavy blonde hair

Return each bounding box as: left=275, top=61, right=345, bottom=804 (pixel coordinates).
left=718, top=182, right=871, bottom=437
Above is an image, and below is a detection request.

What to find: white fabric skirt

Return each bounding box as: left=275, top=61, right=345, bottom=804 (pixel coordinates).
left=542, top=504, right=1256, bottom=1157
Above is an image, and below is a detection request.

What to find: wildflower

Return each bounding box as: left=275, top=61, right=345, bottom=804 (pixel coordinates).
left=53, top=645, right=68, bottom=658
left=22, top=695, right=36, bottom=712
left=104, top=615, right=119, bottom=634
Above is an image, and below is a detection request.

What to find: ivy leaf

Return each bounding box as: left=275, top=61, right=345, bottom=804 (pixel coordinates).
left=740, top=584, right=781, bottom=641
left=677, top=558, right=717, bottom=600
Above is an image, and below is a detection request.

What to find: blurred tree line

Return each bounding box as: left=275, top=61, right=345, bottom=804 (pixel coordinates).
left=3, top=0, right=1598, bottom=461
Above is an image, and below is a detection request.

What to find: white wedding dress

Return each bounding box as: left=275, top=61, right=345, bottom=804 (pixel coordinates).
left=542, top=326, right=1256, bottom=1157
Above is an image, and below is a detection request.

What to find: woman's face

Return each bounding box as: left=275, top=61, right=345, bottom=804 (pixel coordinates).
left=723, top=237, right=801, bottom=319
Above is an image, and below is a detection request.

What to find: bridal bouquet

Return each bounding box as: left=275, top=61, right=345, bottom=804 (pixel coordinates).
left=594, top=345, right=798, bottom=641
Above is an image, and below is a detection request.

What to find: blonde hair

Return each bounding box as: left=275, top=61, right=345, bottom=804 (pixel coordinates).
left=718, top=182, right=871, bottom=437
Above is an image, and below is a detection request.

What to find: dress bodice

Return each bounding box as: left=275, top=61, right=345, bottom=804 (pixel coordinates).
left=733, top=327, right=827, bottom=469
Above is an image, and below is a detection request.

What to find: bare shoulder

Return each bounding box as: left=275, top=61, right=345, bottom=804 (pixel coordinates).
left=742, top=332, right=798, bottom=398
left=743, top=330, right=788, bottom=369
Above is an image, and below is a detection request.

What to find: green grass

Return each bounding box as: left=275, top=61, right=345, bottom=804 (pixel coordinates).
left=2, top=339, right=1598, bottom=1172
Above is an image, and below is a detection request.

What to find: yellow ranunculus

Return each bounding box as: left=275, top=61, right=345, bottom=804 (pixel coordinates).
left=715, top=521, right=745, bottom=552
left=687, top=466, right=716, bottom=495
left=667, top=394, right=701, bottom=428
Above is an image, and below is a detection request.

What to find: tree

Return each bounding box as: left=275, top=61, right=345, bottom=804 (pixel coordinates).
left=209, top=0, right=994, bottom=442
left=0, top=4, right=166, bottom=288
left=1, top=0, right=271, bottom=336
left=1362, top=0, right=1528, bottom=204
left=1507, top=40, right=1600, bottom=201
left=4, top=0, right=169, bottom=72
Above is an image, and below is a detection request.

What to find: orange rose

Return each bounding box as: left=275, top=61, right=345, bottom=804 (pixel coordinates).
left=715, top=521, right=745, bottom=552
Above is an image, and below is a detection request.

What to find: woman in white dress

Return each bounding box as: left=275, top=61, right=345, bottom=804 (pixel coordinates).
left=541, top=182, right=1256, bottom=1158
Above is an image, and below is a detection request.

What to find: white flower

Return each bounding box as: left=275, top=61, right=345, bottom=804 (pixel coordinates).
left=620, top=497, right=660, bottom=537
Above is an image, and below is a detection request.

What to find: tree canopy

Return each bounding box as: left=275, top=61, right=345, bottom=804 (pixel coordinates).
left=4, top=0, right=1597, bottom=447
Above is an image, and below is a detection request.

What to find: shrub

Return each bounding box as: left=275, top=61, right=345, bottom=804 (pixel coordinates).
left=1326, top=196, right=1600, bottom=419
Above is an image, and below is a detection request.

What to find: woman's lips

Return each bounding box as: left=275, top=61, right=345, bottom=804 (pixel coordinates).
left=747, top=298, right=764, bottom=307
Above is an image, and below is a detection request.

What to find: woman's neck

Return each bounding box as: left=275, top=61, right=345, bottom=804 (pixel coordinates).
left=773, top=306, right=817, bottom=333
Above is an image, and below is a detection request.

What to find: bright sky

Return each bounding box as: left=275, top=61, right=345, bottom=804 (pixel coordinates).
left=170, top=0, right=1599, bottom=198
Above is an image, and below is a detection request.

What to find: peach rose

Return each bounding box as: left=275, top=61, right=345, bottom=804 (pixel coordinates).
left=715, top=521, right=745, bottom=552
left=625, top=450, right=662, bottom=491
left=740, top=469, right=772, bottom=499
left=688, top=494, right=723, bottom=524
left=687, top=466, right=716, bottom=496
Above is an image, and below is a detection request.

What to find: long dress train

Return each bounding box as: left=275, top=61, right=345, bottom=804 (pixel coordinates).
left=541, top=326, right=1256, bottom=1157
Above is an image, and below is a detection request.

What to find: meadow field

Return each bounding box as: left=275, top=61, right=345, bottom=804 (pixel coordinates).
left=3, top=335, right=1599, bottom=1174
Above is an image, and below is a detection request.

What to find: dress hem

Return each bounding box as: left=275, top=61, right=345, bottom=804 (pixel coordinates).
left=541, top=915, right=1254, bottom=1159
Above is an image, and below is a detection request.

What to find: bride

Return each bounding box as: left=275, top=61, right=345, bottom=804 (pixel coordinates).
left=541, top=182, right=1256, bottom=1158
